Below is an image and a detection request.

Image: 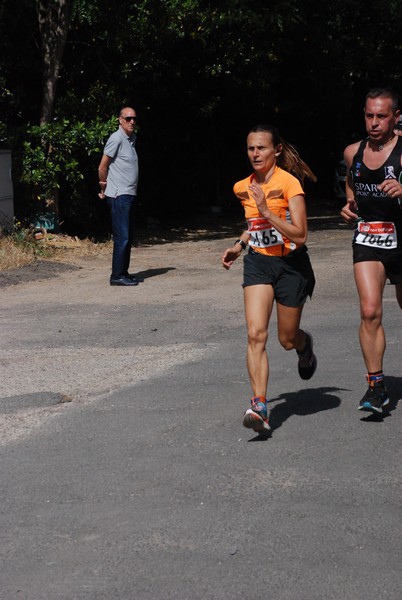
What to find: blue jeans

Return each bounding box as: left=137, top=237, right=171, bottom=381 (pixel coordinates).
left=106, top=195, right=137, bottom=278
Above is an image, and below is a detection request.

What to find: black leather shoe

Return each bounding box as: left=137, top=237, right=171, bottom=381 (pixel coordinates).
left=124, top=273, right=144, bottom=283
left=110, top=276, right=139, bottom=286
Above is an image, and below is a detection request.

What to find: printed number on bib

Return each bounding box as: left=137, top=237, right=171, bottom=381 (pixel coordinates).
left=355, top=221, right=397, bottom=249
left=247, top=217, right=283, bottom=248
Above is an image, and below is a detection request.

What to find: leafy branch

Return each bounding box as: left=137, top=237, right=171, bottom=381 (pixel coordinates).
left=21, top=116, right=115, bottom=201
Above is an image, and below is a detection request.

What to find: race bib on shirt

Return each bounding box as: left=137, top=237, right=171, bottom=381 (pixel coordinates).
left=354, top=221, right=397, bottom=249
left=247, top=217, right=284, bottom=248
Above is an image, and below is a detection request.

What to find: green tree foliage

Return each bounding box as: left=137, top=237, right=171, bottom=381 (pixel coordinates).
left=1, top=0, right=402, bottom=234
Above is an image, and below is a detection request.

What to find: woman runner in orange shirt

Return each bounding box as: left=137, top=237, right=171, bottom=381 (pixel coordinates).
left=222, top=124, right=317, bottom=435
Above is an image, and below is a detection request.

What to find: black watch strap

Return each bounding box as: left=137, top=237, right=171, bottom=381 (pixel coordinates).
left=235, top=239, right=247, bottom=250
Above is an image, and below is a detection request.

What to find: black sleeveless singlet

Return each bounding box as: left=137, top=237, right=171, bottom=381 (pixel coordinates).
left=350, top=136, right=402, bottom=247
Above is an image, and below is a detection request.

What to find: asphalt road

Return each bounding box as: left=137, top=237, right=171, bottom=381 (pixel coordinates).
left=1, top=214, right=401, bottom=600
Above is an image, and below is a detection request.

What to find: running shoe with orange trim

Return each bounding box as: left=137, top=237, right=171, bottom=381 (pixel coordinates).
left=243, top=397, right=271, bottom=433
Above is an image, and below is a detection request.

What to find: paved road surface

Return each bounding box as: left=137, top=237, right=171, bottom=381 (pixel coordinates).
left=1, top=215, right=401, bottom=599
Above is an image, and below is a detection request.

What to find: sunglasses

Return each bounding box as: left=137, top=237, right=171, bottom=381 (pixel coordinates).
left=121, top=116, right=137, bottom=122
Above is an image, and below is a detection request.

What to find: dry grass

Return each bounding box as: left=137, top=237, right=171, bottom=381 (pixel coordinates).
left=0, top=235, right=39, bottom=271
left=0, top=230, right=112, bottom=272
left=46, top=237, right=112, bottom=263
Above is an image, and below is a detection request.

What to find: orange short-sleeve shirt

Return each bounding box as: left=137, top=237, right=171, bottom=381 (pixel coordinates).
left=233, top=166, right=304, bottom=256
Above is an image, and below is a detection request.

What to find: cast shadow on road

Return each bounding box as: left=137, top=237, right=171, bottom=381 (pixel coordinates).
left=248, top=386, right=343, bottom=442
left=135, top=267, right=176, bottom=280
left=359, top=375, right=401, bottom=424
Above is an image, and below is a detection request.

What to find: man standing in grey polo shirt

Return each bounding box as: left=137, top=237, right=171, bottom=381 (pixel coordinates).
left=98, top=106, right=143, bottom=286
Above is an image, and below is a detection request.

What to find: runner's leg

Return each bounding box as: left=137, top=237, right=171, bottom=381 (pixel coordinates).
left=276, top=303, right=317, bottom=380
left=244, top=284, right=274, bottom=398
left=276, top=303, right=305, bottom=351
left=354, top=261, right=386, bottom=373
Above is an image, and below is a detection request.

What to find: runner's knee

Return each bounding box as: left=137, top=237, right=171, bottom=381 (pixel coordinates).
left=360, top=302, right=382, bottom=325
left=247, top=326, right=268, bottom=347
left=278, top=334, right=298, bottom=351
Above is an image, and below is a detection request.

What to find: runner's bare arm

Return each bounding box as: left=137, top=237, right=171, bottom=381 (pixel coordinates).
left=222, top=233, right=250, bottom=270
left=340, top=144, right=359, bottom=223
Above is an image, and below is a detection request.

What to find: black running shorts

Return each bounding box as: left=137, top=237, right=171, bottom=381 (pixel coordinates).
left=243, top=245, right=316, bottom=307
left=353, top=244, right=402, bottom=284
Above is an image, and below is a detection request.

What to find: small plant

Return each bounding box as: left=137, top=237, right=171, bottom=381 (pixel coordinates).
left=11, top=221, right=36, bottom=247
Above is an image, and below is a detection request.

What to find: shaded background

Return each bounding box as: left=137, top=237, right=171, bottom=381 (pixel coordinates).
left=1, top=0, right=401, bottom=237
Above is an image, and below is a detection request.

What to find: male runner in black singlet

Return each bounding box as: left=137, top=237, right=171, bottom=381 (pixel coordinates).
left=341, top=87, right=402, bottom=413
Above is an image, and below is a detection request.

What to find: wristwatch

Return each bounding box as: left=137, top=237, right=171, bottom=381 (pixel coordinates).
left=235, top=239, right=247, bottom=250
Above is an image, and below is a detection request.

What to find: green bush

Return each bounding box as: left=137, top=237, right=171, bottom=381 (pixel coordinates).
left=21, top=117, right=115, bottom=202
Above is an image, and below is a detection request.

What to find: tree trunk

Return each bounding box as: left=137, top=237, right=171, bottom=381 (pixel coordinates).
left=36, top=0, right=72, bottom=230
left=37, top=0, right=72, bottom=126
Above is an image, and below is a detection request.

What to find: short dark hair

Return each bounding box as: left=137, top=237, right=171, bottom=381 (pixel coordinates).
left=365, top=87, right=399, bottom=112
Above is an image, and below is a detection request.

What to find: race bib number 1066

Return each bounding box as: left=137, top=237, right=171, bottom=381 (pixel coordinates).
left=354, top=221, right=397, bottom=249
